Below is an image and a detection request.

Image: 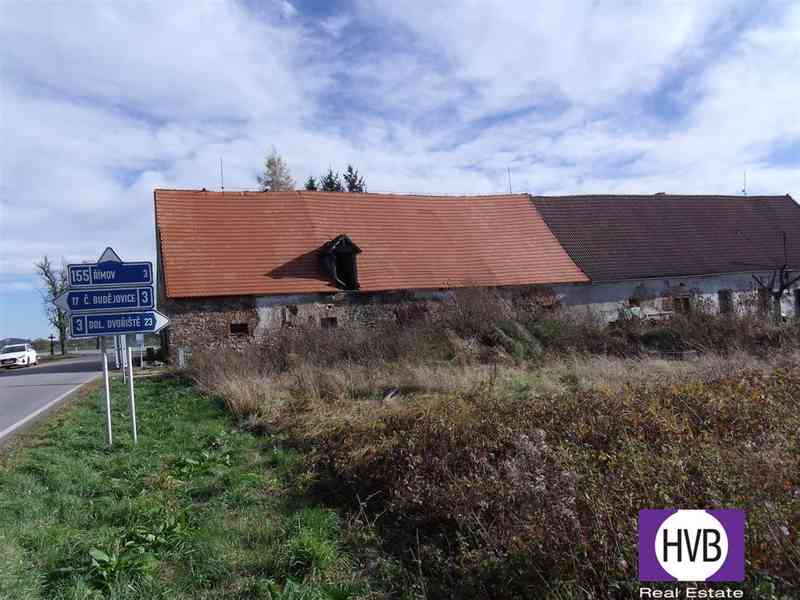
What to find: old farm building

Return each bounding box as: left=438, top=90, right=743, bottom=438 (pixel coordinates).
left=533, top=194, right=800, bottom=319
left=154, top=189, right=800, bottom=360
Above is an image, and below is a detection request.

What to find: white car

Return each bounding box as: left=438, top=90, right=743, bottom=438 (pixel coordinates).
left=0, top=343, right=38, bottom=369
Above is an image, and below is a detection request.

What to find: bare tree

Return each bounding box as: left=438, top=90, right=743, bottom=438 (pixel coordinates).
left=35, top=256, right=69, bottom=355
left=750, top=232, right=800, bottom=320
left=257, top=147, right=295, bottom=191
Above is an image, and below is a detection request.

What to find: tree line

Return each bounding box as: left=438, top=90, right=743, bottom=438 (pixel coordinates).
left=257, top=148, right=366, bottom=193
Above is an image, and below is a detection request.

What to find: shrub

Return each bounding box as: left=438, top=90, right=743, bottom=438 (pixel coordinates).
left=186, top=289, right=800, bottom=597
left=285, top=369, right=800, bottom=598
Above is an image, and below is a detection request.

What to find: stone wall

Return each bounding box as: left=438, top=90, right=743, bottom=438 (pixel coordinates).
left=160, top=275, right=800, bottom=364
left=162, top=286, right=568, bottom=363
left=161, top=296, right=258, bottom=364
left=551, top=271, right=800, bottom=322
left=254, top=289, right=449, bottom=333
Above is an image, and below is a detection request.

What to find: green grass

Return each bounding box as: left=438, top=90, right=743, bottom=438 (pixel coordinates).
left=0, top=375, right=370, bottom=599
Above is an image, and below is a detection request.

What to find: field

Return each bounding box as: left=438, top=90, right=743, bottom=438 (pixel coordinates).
left=189, top=292, right=800, bottom=599
left=2, top=291, right=799, bottom=599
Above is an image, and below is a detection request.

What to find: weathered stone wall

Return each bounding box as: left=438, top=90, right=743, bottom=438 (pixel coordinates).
left=161, top=275, right=800, bottom=364
left=551, top=271, right=800, bottom=322
left=163, top=286, right=566, bottom=363
left=161, top=296, right=258, bottom=363
left=254, top=289, right=450, bottom=333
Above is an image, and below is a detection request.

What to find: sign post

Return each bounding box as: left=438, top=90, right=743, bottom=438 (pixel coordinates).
left=60, top=247, right=169, bottom=447
left=126, top=346, right=138, bottom=444
left=100, top=337, right=113, bottom=446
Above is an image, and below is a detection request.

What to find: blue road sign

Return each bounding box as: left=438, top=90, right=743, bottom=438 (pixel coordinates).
left=70, top=310, right=169, bottom=338
left=68, top=261, right=152, bottom=288
left=57, top=286, right=154, bottom=313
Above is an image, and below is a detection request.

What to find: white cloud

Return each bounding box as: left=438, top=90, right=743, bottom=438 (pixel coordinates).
left=1, top=0, right=799, bottom=291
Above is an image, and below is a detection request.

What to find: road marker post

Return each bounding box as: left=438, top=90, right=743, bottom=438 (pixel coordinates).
left=126, top=346, right=138, bottom=444
left=100, top=337, right=113, bottom=447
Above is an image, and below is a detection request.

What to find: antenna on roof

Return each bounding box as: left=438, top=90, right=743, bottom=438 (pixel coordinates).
left=742, top=171, right=747, bottom=196
left=507, top=167, right=512, bottom=194
left=220, top=157, right=225, bottom=191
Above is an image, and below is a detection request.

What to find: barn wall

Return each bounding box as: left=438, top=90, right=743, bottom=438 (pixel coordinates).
left=552, top=271, right=800, bottom=321
left=160, top=296, right=259, bottom=363
left=162, top=286, right=552, bottom=362
left=161, top=274, right=800, bottom=363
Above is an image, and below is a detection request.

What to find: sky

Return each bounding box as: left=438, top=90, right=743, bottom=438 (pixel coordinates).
left=1, top=0, right=799, bottom=339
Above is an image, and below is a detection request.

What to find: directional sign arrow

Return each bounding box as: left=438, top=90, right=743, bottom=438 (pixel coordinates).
left=69, top=310, right=170, bottom=339
left=56, top=286, right=155, bottom=313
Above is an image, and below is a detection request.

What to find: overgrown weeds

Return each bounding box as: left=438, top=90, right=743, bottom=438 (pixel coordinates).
left=187, top=289, right=800, bottom=598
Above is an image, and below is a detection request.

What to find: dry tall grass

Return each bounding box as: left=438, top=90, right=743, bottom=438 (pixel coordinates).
left=185, top=292, right=800, bottom=598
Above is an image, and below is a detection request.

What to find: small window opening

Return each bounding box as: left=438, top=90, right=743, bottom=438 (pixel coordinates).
left=628, top=297, right=641, bottom=308
left=718, top=289, right=733, bottom=314
left=321, top=316, right=338, bottom=329
left=230, top=322, right=249, bottom=336
left=673, top=296, right=691, bottom=315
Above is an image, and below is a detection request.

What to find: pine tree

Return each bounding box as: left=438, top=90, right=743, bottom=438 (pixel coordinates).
left=343, top=164, right=366, bottom=192
left=257, top=148, right=295, bottom=191
left=304, top=176, right=318, bottom=191
left=319, top=167, right=344, bottom=192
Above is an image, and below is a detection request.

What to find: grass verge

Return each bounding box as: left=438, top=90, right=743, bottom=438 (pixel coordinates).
left=0, top=374, right=389, bottom=600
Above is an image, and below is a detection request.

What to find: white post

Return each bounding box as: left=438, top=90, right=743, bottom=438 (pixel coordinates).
left=126, top=346, right=138, bottom=444
left=112, top=336, right=119, bottom=368
left=101, top=337, right=113, bottom=447
left=119, top=335, right=127, bottom=383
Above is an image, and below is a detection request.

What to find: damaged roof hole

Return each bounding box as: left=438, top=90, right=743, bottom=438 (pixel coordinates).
left=320, top=234, right=361, bottom=290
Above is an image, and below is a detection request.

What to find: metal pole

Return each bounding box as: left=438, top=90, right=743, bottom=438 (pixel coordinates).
left=101, top=337, right=113, bottom=447
left=119, top=335, right=127, bottom=383
left=126, top=346, right=138, bottom=444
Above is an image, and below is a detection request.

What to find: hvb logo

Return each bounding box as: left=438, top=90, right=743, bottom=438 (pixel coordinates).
left=639, top=510, right=745, bottom=582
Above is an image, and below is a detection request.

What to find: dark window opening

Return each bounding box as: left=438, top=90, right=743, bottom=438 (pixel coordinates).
left=718, top=290, right=733, bottom=314
left=321, top=316, right=338, bottom=328
left=673, top=296, right=691, bottom=315
left=629, top=297, right=641, bottom=308
left=320, top=234, right=361, bottom=290
left=335, top=253, right=357, bottom=290
left=230, top=322, right=249, bottom=336
left=794, top=289, right=800, bottom=319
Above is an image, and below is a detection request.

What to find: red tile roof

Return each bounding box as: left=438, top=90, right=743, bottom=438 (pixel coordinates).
left=532, top=194, right=800, bottom=282
left=155, top=189, right=589, bottom=299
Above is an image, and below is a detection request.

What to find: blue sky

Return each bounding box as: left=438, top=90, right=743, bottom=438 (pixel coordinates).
left=1, top=0, right=799, bottom=339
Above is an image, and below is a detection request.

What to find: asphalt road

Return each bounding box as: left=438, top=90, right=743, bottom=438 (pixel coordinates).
left=0, top=354, right=103, bottom=442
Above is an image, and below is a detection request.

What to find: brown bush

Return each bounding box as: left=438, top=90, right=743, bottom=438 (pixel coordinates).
left=185, top=289, right=800, bottom=598
left=285, top=368, right=800, bottom=598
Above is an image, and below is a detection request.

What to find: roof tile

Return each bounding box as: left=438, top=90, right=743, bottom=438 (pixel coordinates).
left=532, top=194, right=800, bottom=282
left=155, top=190, right=588, bottom=298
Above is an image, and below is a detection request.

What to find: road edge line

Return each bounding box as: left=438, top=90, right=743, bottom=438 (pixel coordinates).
left=0, top=374, right=100, bottom=442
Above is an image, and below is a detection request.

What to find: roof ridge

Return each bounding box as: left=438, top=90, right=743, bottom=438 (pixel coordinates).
left=154, top=188, right=529, bottom=200
left=531, top=193, right=792, bottom=199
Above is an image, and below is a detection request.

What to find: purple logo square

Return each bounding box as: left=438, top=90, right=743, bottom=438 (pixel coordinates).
left=638, top=509, right=745, bottom=582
